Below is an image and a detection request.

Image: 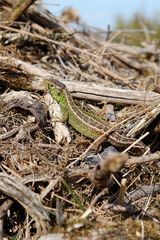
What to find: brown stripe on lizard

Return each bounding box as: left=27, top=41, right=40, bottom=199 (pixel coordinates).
left=48, top=79, right=146, bottom=155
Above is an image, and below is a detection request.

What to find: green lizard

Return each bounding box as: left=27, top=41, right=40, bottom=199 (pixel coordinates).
left=48, top=80, right=145, bottom=154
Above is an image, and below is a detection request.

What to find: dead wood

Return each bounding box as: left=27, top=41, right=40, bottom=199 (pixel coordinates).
left=0, top=0, right=35, bottom=24
left=0, top=56, right=160, bottom=105
left=66, top=152, right=160, bottom=183
left=7, top=97, right=46, bottom=126
left=27, top=3, right=67, bottom=31
left=64, top=81, right=160, bottom=105
left=0, top=127, right=19, bottom=140
left=125, top=183, right=160, bottom=204
left=0, top=173, right=50, bottom=233
left=125, top=152, right=160, bottom=167
left=0, top=1, right=159, bottom=239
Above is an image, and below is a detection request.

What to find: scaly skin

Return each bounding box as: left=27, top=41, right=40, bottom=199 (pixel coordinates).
left=48, top=80, right=145, bottom=154
left=48, top=82, right=104, bottom=139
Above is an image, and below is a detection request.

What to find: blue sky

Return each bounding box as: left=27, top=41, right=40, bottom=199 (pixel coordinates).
left=43, top=0, right=160, bottom=29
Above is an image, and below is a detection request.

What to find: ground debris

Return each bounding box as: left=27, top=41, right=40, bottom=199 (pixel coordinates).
left=0, top=1, right=159, bottom=239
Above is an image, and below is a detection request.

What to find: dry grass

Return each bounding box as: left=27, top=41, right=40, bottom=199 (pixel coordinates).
left=0, top=2, right=159, bottom=239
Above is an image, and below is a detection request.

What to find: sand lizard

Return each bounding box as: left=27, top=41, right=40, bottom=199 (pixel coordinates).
left=48, top=80, right=145, bottom=154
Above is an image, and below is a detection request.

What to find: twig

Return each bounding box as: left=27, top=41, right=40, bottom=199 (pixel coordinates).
left=81, top=188, right=108, bottom=219
left=39, top=179, right=59, bottom=200
left=122, top=132, right=149, bottom=154
left=66, top=115, right=143, bottom=168
left=103, top=203, right=135, bottom=213
left=0, top=127, right=19, bottom=140
left=1, top=56, right=160, bottom=105
left=0, top=24, right=100, bottom=59
left=105, top=104, right=116, bottom=122
left=125, top=152, right=160, bottom=167
left=118, top=178, right=127, bottom=206
left=124, top=183, right=160, bottom=204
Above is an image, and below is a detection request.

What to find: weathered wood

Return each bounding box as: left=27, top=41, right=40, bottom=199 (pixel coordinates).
left=64, top=81, right=160, bottom=105
left=27, top=3, right=65, bottom=30
left=125, top=152, right=160, bottom=166
left=0, top=173, right=50, bottom=232
left=0, top=56, right=160, bottom=105
left=0, top=0, right=35, bottom=24
left=125, top=183, right=160, bottom=204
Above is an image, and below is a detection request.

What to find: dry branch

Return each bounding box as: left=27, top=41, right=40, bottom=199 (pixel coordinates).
left=0, top=0, right=35, bottom=24
left=125, top=183, right=160, bottom=204
left=0, top=56, right=160, bottom=105
left=125, top=152, right=160, bottom=167
left=0, top=173, right=50, bottom=233
left=0, top=2, right=160, bottom=238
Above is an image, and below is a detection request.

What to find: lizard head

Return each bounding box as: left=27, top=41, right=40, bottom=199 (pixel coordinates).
left=48, top=80, right=66, bottom=103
